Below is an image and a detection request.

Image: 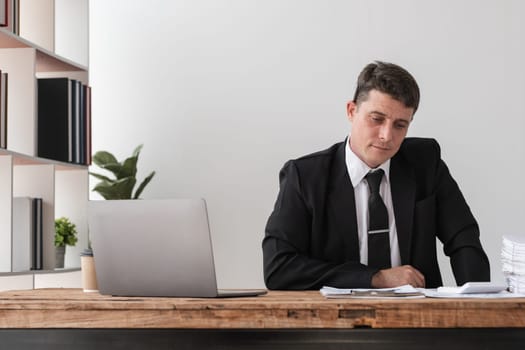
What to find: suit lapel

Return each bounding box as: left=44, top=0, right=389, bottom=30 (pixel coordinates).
left=328, top=142, right=360, bottom=260
left=389, top=155, right=416, bottom=265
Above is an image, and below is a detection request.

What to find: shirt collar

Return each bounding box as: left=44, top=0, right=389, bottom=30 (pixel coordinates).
left=345, top=137, right=391, bottom=188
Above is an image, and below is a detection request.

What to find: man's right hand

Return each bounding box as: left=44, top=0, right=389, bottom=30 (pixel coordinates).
left=371, top=265, right=425, bottom=288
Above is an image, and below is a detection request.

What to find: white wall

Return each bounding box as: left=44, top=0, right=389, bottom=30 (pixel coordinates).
left=89, top=0, right=525, bottom=288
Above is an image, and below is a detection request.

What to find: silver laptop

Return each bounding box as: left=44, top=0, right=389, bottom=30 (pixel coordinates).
left=88, top=198, right=266, bottom=298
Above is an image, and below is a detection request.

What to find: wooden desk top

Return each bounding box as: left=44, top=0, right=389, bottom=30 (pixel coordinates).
left=1, top=289, right=524, bottom=329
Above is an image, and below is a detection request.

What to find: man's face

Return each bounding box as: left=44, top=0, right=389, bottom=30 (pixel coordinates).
left=347, top=90, right=414, bottom=168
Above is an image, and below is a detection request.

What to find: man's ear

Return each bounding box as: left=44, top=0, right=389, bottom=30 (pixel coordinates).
left=346, top=101, right=357, bottom=122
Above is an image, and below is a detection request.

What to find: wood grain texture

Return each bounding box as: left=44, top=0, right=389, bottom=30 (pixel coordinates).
left=1, top=289, right=524, bottom=329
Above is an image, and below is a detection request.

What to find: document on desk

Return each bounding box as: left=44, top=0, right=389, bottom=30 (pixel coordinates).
left=320, top=284, right=425, bottom=299
left=422, top=290, right=525, bottom=298
left=321, top=282, right=525, bottom=299
left=420, top=282, right=524, bottom=298
left=422, top=283, right=525, bottom=298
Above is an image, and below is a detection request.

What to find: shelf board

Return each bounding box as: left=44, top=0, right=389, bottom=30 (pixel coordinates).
left=0, top=28, right=87, bottom=72
left=0, top=148, right=88, bottom=170
left=0, top=267, right=80, bottom=277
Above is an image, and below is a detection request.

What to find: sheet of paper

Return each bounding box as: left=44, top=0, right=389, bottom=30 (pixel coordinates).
left=320, top=284, right=425, bottom=299
left=422, top=289, right=525, bottom=298
left=320, top=285, right=525, bottom=299
left=502, top=235, right=525, bottom=293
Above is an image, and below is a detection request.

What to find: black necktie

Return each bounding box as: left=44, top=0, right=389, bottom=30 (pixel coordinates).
left=365, top=169, right=391, bottom=269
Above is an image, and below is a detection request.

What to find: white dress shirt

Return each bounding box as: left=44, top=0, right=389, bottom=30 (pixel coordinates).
left=344, top=139, right=402, bottom=268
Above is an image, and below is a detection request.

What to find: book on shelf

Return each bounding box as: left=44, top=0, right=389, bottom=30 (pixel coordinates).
left=74, top=80, right=91, bottom=165
left=85, top=85, right=92, bottom=164
left=37, top=77, right=71, bottom=163
left=0, top=71, right=7, bottom=149
left=31, top=197, right=43, bottom=271
left=71, top=79, right=81, bottom=164
left=4, top=0, right=19, bottom=33
left=79, top=82, right=85, bottom=165
left=37, top=77, right=92, bottom=165
left=0, top=0, right=7, bottom=27
left=11, top=196, right=43, bottom=272
left=11, top=196, right=32, bottom=272
left=70, top=78, right=76, bottom=162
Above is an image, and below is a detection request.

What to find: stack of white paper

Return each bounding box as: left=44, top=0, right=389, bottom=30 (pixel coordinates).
left=320, top=284, right=425, bottom=299
left=502, top=235, right=525, bottom=293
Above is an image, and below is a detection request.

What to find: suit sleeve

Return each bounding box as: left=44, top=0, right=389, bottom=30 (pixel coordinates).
left=262, top=161, right=379, bottom=290
left=431, top=142, right=491, bottom=284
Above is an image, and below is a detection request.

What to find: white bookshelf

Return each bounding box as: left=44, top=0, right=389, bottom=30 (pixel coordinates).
left=0, top=268, right=81, bottom=292
left=0, top=155, right=13, bottom=272
left=18, top=0, right=89, bottom=67
left=55, top=0, right=89, bottom=67
left=55, top=169, right=89, bottom=268
left=19, top=0, right=55, bottom=53
left=0, top=48, right=36, bottom=156
left=0, top=0, right=89, bottom=289
left=0, top=274, right=33, bottom=292
left=13, top=164, right=55, bottom=270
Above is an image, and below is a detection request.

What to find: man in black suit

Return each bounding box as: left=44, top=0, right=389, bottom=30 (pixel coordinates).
left=262, top=61, right=490, bottom=289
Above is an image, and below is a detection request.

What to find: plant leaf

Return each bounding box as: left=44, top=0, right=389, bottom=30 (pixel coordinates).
left=133, top=171, right=156, bottom=199
left=100, top=163, right=127, bottom=179
left=90, top=144, right=155, bottom=199
left=132, top=144, right=143, bottom=158
left=120, top=154, right=138, bottom=178
left=93, top=151, right=118, bottom=167
left=119, top=144, right=143, bottom=179
left=54, top=217, right=77, bottom=247
left=93, top=177, right=136, bottom=199
left=88, top=172, right=113, bottom=183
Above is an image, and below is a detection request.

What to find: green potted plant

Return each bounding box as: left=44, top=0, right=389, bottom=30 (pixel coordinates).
left=54, top=217, right=78, bottom=268
left=89, top=144, right=156, bottom=199
left=83, top=145, right=156, bottom=277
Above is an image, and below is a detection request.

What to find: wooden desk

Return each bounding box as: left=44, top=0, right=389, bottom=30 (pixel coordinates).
left=1, top=288, right=525, bottom=349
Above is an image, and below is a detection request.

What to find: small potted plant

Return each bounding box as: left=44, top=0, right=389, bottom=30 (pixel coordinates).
left=54, top=217, right=78, bottom=268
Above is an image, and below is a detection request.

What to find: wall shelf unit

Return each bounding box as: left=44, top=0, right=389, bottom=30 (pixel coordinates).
left=0, top=0, right=89, bottom=290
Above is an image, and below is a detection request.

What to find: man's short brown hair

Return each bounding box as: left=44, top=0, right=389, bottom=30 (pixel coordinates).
left=353, top=61, right=420, bottom=113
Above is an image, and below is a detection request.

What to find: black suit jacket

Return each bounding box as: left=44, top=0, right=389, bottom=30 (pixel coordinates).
left=262, top=138, right=490, bottom=289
